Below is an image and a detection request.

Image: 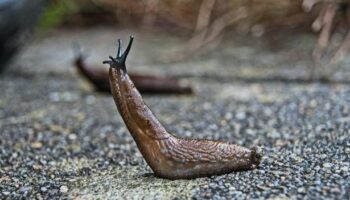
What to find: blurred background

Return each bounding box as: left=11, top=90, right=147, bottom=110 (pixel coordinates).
left=1, top=0, right=349, bottom=80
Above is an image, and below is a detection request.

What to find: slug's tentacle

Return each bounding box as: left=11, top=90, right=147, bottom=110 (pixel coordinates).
left=109, top=56, right=118, bottom=64
left=103, top=36, right=133, bottom=73
left=120, top=36, right=134, bottom=65
left=117, top=39, right=122, bottom=58
left=103, top=36, right=262, bottom=180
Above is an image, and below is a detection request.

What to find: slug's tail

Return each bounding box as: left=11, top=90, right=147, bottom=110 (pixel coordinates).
left=103, top=36, right=134, bottom=73
left=250, top=146, right=262, bottom=169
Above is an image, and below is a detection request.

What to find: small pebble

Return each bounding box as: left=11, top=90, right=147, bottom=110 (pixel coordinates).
left=31, top=142, right=43, bottom=149
left=60, top=185, right=68, bottom=193
left=68, top=134, right=77, bottom=141
left=19, top=186, right=32, bottom=193
left=2, top=191, right=10, bottom=196
left=323, top=163, right=333, bottom=168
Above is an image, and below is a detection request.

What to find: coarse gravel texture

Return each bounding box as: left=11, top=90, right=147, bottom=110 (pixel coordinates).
left=0, top=28, right=350, bottom=199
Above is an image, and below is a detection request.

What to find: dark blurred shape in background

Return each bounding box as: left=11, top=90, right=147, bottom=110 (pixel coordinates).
left=0, top=0, right=349, bottom=79
left=0, top=0, right=46, bottom=72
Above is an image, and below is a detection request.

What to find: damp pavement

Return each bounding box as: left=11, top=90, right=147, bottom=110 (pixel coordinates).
left=0, top=28, right=349, bottom=199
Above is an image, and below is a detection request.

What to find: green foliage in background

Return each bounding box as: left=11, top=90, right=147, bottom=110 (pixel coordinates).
left=37, top=0, right=77, bottom=32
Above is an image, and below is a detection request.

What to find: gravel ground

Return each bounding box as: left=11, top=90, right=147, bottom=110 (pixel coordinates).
left=0, top=28, right=349, bottom=199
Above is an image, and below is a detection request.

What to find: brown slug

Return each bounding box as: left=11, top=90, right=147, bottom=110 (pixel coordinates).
left=74, top=47, right=193, bottom=94
left=103, top=36, right=262, bottom=180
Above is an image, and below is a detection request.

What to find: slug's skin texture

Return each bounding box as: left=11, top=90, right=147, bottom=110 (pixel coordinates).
left=103, top=36, right=262, bottom=180
left=74, top=50, right=193, bottom=94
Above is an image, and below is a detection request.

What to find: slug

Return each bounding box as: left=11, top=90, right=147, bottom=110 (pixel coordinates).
left=103, top=36, right=262, bottom=180
left=74, top=47, right=193, bottom=94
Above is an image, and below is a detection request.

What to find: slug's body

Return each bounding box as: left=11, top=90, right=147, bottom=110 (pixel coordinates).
left=103, top=37, right=261, bottom=179
left=74, top=51, right=193, bottom=94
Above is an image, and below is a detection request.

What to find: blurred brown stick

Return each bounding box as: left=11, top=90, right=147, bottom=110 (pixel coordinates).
left=303, top=0, right=350, bottom=79
left=184, top=6, right=248, bottom=56
left=312, top=3, right=337, bottom=63
left=195, top=0, right=216, bottom=33
left=142, top=0, right=159, bottom=28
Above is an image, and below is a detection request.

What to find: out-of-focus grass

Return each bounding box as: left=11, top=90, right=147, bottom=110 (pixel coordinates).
left=37, top=0, right=78, bottom=32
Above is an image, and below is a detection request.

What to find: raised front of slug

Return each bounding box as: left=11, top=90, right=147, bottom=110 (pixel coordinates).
left=103, top=36, right=262, bottom=179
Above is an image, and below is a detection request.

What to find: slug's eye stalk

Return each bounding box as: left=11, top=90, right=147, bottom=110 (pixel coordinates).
left=117, top=39, right=122, bottom=58
left=103, top=36, right=134, bottom=72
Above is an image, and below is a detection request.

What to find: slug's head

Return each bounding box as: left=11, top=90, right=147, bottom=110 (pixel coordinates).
left=103, top=36, right=134, bottom=73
